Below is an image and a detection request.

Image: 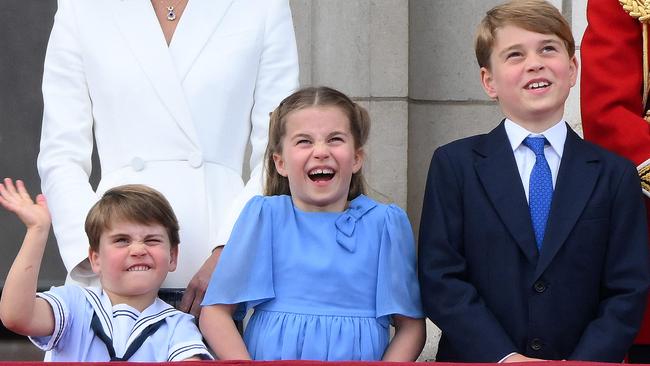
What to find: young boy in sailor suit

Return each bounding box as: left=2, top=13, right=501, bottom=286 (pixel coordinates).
left=0, top=179, right=211, bottom=361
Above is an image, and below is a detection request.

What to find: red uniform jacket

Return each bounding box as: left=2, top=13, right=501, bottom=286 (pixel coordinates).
left=581, top=0, right=650, bottom=344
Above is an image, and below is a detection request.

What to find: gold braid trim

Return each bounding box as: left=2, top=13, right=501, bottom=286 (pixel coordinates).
left=620, top=0, right=650, bottom=21
left=639, top=163, right=650, bottom=192
left=620, top=1, right=650, bottom=122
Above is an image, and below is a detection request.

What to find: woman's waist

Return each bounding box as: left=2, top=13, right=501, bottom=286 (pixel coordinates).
left=95, top=158, right=247, bottom=204
left=99, top=154, right=242, bottom=176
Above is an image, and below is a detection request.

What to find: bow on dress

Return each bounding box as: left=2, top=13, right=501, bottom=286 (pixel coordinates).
left=334, top=195, right=377, bottom=252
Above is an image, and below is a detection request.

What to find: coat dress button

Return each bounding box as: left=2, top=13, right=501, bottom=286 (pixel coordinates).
left=188, top=152, right=203, bottom=168
left=533, top=280, right=546, bottom=293
left=530, top=338, right=543, bottom=351
left=130, top=157, right=145, bottom=172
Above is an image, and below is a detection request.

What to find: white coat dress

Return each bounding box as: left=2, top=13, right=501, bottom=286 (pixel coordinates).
left=37, top=0, right=299, bottom=288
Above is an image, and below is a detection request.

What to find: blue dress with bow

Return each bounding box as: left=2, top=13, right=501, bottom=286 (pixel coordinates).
left=202, top=194, right=423, bottom=361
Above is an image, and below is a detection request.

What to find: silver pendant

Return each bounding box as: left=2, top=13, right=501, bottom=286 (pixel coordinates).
left=166, top=6, right=176, bottom=21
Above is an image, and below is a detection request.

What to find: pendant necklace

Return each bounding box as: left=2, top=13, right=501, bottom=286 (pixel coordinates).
left=166, top=5, right=177, bottom=21
left=161, top=0, right=185, bottom=21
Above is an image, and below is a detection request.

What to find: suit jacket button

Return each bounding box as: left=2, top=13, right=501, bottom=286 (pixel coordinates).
left=188, top=153, right=203, bottom=168
left=130, top=157, right=145, bottom=172
left=533, top=280, right=546, bottom=293
left=530, top=338, right=543, bottom=351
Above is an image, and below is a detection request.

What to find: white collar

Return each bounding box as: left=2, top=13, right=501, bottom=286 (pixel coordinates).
left=504, top=118, right=566, bottom=158
left=83, top=287, right=179, bottom=350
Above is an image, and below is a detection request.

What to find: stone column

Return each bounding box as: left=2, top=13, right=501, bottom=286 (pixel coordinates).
left=290, top=0, right=409, bottom=208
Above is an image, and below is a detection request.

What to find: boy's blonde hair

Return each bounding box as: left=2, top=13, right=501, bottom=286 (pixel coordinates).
left=264, top=86, right=370, bottom=200
left=85, top=184, right=180, bottom=251
left=475, top=0, right=575, bottom=69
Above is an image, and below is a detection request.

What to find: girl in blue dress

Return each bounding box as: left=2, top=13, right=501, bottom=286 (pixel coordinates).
left=200, top=86, right=425, bottom=361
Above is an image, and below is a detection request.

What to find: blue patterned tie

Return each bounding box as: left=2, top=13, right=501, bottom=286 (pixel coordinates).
left=523, top=136, right=553, bottom=250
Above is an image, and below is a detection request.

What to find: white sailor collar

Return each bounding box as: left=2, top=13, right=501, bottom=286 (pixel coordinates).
left=83, top=287, right=180, bottom=356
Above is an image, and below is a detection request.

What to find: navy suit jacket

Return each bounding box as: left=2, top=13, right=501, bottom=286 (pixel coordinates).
left=418, top=121, right=650, bottom=362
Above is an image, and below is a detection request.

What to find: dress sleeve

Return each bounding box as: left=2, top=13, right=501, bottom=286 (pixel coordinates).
left=37, top=0, right=99, bottom=284
left=202, top=195, right=275, bottom=320
left=213, top=0, right=299, bottom=248
left=375, top=205, right=424, bottom=324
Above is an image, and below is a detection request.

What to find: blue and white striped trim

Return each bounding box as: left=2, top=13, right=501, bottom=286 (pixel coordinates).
left=113, top=308, right=139, bottom=322
left=168, top=342, right=212, bottom=361
left=125, top=307, right=179, bottom=347
left=83, top=288, right=113, bottom=338
left=30, top=291, right=66, bottom=351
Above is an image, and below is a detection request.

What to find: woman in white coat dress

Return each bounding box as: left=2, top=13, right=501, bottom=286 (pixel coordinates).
left=37, top=0, right=299, bottom=316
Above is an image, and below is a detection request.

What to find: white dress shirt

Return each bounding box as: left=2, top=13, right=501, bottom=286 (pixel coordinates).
left=504, top=119, right=567, bottom=202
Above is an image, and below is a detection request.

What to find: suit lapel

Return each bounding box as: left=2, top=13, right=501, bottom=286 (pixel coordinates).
left=112, top=1, right=199, bottom=147
left=474, top=122, right=538, bottom=263
left=534, top=126, right=601, bottom=279
left=169, top=0, right=236, bottom=82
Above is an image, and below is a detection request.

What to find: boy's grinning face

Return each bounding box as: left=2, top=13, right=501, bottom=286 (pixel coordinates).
left=480, top=25, right=577, bottom=132
left=273, top=106, right=364, bottom=212
left=89, top=220, right=177, bottom=310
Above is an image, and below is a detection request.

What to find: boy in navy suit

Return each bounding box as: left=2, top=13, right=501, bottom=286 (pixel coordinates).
left=418, top=0, right=650, bottom=362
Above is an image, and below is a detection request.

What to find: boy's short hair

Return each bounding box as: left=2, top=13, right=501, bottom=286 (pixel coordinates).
left=85, top=184, right=180, bottom=251
left=475, top=0, right=575, bottom=69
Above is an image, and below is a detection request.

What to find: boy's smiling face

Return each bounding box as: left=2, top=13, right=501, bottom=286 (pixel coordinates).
left=480, top=25, right=578, bottom=132
left=89, top=220, right=177, bottom=311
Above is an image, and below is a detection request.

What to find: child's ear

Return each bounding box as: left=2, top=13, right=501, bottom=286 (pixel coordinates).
left=568, top=55, right=579, bottom=87
left=168, top=246, right=178, bottom=272
left=88, top=247, right=101, bottom=275
left=352, top=148, right=364, bottom=174
left=273, top=152, right=288, bottom=177
left=480, top=67, right=498, bottom=99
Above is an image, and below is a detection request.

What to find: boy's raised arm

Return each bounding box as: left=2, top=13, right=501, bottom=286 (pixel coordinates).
left=0, top=178, right=55, bottom=337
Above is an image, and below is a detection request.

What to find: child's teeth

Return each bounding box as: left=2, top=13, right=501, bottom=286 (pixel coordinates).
left=528, top=81, right=549, bottom=89
left=310, top=168, right=333, bottom=175
left=129, top=265, right=149, bottom=271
